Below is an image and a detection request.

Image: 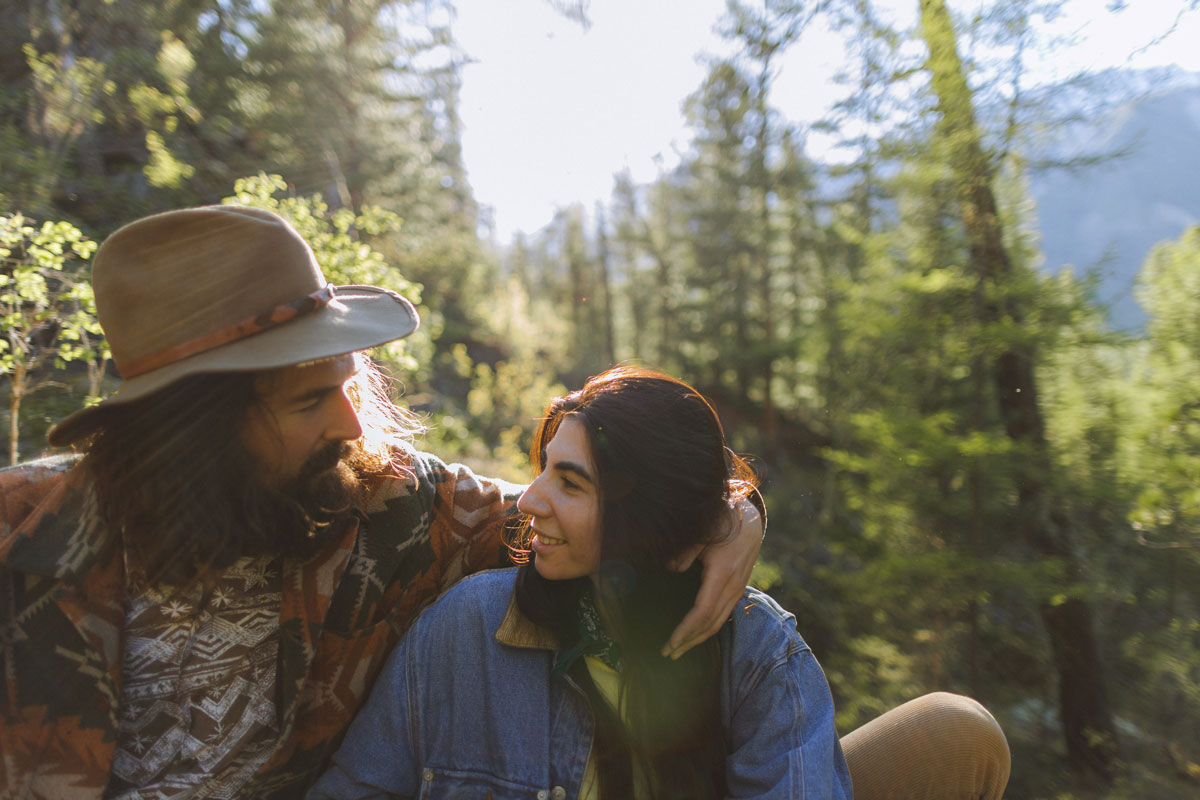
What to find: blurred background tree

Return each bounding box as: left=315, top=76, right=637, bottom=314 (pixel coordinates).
left=0, top=214, right=103, bottom=464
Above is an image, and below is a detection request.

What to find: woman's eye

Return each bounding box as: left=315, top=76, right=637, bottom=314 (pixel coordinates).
left=561, top=477, right=579, bottom=491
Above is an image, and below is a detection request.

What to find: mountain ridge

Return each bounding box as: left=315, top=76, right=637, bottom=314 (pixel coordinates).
left=1027, top=68, right=1200, bottom=329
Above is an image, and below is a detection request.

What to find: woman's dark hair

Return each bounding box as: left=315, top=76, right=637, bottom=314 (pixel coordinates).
left=511, top=366, right=760, bottom=800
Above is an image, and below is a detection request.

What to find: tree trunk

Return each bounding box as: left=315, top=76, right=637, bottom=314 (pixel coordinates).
left=733, top=251, right=750, bottom=397
left=622, top=242, right=645, bottom=358
left=595, top=205, right=616, bottom=365
left=8, top=369, right=23, bottom=466
left=753, top=70, right=778, bottom=455
left=919, top=0, right=1118, bottom=778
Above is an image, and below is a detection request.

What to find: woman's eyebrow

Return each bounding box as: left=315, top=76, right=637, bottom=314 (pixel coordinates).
left=551, top=460, right=595, bottom=485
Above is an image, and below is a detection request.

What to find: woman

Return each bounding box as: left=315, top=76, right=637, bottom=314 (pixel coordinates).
left=311, top=367, right=1009, bottom=799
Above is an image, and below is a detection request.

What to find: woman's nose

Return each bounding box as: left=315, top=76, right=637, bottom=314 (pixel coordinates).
left=517, top=478, right=549, bottom=518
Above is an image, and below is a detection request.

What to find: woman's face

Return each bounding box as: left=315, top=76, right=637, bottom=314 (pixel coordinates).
left=517, top=415, right=603, bottom=581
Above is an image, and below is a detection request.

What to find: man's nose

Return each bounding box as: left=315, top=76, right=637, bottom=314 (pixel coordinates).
left=327, top=388, right=364, bottom=442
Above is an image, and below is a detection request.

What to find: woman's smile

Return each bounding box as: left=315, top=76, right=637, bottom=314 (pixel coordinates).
left=532, top=529, right=566, bottom=548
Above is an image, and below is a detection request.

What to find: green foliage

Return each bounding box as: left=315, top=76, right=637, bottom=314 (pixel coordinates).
left=420, top=342, right=565, bottom=481
left=3, top=0, right=468, bottom=231
left=827, top=633, right=924, bottom=731
left=1128, top=227, right=1200, bottom=552
left=134, top=33, right=200, bottom=190
left=22, top=43, right=111, bottom=133
left=5, top=43, right=114, bottom=213
left=1138, top=226, right=1200, bottom=347
left=0, top=214, right=105, bottom=463
left=144, top=130, right=196, bottom=189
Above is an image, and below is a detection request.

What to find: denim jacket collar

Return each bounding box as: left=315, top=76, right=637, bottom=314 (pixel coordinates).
left=494, top=591, right=559, bottom=651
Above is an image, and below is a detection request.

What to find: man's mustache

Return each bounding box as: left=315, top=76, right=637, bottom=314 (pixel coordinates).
left=297, top=441, right=352, bottom=482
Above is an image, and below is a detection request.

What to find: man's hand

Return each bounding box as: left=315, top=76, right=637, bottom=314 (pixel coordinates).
left=662, top=498, right=764, bottom=659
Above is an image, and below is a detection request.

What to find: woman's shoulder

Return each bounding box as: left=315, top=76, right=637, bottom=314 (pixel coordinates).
left=425, top=566, right=518, bottom=613
left=408, top=567, right=519, bottom=635
left=395, top=568, right=547, bottom=688
left=723, top=586, right=812, bottom=666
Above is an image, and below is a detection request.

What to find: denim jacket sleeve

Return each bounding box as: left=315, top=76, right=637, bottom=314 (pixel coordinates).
left=723, top=592, right=853, bottom=800
left=306, top=635, right=418, bottom=799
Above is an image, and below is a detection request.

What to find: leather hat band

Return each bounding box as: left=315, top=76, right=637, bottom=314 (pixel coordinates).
left=119, top=284, right=337, bottom=378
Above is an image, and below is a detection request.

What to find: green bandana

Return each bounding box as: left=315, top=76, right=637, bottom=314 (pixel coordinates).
left=552, top=588, right=622, bottom=677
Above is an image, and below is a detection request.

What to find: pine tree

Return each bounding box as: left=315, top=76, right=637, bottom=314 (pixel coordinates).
left=918, top=0, right=1117, bottom=777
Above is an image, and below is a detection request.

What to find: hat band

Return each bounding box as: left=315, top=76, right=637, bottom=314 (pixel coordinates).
left=119, top=284, right=337, bottom=378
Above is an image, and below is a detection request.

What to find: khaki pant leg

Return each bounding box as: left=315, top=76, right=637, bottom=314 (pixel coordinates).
left=840, top=692, right=1011, bottom=800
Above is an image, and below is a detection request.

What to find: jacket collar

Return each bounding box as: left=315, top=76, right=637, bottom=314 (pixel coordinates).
left=494, top=590, right=558, bottom=651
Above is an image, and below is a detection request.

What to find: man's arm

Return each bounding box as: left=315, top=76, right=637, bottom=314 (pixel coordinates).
left=662, top=498, right=764, bottom=659
left=354, top=449, right=525, bottom=632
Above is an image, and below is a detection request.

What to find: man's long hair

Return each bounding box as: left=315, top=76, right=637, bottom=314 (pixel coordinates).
left=81, top=354, right=419, bottom=587
left=510, top=366, right=761, bottom=800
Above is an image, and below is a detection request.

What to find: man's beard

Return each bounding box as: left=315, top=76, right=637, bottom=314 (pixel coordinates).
left=122, top=439, right=367, bottom=588
left=242, top=441, right=364, bottom=561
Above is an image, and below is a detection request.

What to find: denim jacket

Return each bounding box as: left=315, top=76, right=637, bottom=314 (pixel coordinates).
left=310, top=568, right=852, bottom=799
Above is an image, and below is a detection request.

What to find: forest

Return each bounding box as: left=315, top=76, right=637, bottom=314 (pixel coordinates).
left=2, top=1, right=1198, bottom=797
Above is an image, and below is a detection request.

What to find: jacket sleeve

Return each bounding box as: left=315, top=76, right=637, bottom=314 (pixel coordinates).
left=427, top=456, right=526, bottom=585
left=307, top=634, right=419, bottom=799
left=345, top=449, right=526, bottom=637
left=723, top=607, right=853, bottom=799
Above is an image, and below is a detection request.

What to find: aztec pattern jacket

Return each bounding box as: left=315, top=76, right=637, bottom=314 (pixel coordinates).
left=0, top=448, right=522, bottom=799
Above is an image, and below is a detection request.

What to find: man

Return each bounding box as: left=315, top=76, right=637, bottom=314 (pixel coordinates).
left=0, top=205, right=761, bottom=798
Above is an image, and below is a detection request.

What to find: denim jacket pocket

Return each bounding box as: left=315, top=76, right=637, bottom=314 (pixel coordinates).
left=418, top=766, right=551, bottom=799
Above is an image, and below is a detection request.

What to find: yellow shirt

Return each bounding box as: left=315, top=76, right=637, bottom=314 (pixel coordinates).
left=579, top=656, right=649, bottom=800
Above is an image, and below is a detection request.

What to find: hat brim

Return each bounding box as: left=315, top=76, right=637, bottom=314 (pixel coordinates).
left=47, top=286, right=418, bottom=447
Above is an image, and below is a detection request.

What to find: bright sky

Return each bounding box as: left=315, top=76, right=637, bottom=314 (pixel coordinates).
left=451, top=0, right=1200, bottom=243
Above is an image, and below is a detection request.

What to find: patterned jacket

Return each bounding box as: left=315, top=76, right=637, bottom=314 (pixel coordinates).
left=0, top=448, right=522, bottom=799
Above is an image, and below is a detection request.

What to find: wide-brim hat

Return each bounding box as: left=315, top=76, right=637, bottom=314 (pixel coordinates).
left=48, top=204, right=419, bottom=446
